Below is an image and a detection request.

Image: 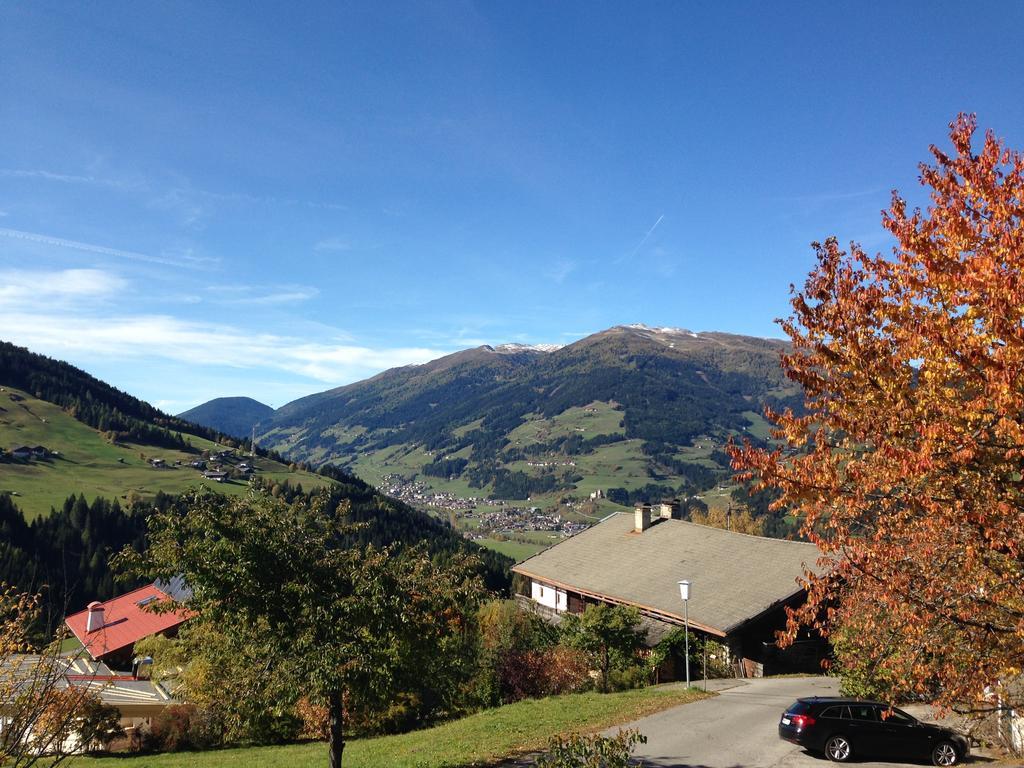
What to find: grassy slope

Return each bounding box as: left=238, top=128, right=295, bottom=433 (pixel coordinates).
left=0, top=387, right=331, bottom=519
left=78, top=687, right=710, bottom=768
left=473, top=537, right=555, bottom=562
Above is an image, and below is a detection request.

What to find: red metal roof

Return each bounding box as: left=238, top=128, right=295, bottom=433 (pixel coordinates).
left=65, top=583, right=191, bottom=662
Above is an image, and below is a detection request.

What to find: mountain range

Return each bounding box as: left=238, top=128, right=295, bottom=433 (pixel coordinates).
left=183, top=325, right=796, bottom=535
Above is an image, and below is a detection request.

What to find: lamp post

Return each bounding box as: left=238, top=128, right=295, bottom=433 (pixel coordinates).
left=678, top=580, right=691, bottom=688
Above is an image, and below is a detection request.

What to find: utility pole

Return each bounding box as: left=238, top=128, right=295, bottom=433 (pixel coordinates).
left=703, top=642, right=707, bottom=691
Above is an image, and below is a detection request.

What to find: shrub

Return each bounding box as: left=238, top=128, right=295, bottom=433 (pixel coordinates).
left=145, top=704, right=223, bottom=752
left=536, top=728, right=647, bottom=768
left=500, top=646, right=592, bottom=701
left=607, top=665, right=648, bottom=691
left=474, top=599, right=559, bottom=705
left=542, top=645, right=592, bottom=696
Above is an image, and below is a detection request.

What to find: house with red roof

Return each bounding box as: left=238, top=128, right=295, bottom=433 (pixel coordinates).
left=65, top=583, right=191, bottom=669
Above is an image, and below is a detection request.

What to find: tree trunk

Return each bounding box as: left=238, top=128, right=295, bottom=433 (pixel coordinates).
left=602, top=645, right=609, bottom=693
left=328, top=690, right=345, bottom=768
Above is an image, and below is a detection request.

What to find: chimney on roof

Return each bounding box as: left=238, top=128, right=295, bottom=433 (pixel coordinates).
left=86, top=601, right=105, bottom=632
left=132, top=656, right=154, bottom=680
left=634, top=503, right=652, bottom=532
left=659, top=500, right=682, bottom=520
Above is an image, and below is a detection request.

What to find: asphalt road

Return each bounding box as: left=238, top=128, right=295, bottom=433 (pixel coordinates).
left=610, top=676, right=974, bottom=768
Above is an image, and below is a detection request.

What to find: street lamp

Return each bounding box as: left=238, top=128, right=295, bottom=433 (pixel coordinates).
left=678, top=580, right=691, bottom=688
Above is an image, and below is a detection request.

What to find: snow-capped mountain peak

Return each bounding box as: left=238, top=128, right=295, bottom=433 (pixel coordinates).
left=490, top=342, right=563, bottom=354
left=620, top=323, right=702, bottom=339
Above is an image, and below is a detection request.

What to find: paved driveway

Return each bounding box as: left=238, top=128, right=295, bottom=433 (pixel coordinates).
left=610, top=676, right=977, bottom=768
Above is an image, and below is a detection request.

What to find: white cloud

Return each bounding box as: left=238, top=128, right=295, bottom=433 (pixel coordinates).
left=0, top=310, right=448, bottom=385
left=0, top=268, right=128, bottom=305
left=204, top=283, right=320, bottom=305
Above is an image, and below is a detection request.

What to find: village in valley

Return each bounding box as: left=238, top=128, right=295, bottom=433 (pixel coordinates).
left=378, top=472, right=591, bottom=544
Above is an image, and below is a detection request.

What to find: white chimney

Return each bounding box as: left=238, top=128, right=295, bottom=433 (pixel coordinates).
left=659, top=500, right=681, bottom=520
left=86, top=601, right=105, bottom=632
left=634, top=503, right=652, bottom=532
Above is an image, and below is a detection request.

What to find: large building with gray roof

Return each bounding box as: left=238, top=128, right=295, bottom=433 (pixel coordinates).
left=512, top=504, right=828, bottom=677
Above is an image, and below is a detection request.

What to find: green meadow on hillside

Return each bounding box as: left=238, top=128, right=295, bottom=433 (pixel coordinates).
left=506, top=401, right=626, bottom=446
left=0, top=387, right=331, bottom=519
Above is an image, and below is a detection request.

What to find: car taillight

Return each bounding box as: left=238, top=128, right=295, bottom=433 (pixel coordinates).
left=791, top=714, right=816, bottom=729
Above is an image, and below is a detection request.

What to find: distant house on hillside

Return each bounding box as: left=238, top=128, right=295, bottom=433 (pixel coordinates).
left=65, top=583, right=191, bottom=669
left=202, top=470, right=228, bottom=482
left=512, top=504, right=828, bottom=678
left=30, top=445, right=50, bottom=458
left=148, top=457, right=165, bottom=468
left=9, top=446, right=31, bottom=460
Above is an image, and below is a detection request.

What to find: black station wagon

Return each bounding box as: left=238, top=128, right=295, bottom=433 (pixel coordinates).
left=778, top=696, right=970, bottom=765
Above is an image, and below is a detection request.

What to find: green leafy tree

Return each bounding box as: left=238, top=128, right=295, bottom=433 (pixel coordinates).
left=559, top=604, right=645, bottom=693
left=118, top=487, right=486, bottom=768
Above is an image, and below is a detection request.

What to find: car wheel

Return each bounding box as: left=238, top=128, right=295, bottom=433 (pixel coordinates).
left=931, top=740, right=960, bottom=766
left=824, top=734, right=852, bottom=762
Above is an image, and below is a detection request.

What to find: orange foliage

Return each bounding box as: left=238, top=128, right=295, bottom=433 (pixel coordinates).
left=731, top=115, right=1024, bottom=711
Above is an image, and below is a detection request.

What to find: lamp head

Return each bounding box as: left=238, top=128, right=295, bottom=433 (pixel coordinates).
left=678, top=579, right=691, bottom=601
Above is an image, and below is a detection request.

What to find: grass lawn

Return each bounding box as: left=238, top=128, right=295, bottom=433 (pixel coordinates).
left=475, top=536, right=551, bottom=562
left=78, top=686, right=710, bottom=768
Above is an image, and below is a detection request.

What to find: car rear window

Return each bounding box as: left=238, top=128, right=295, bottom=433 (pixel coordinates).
left=821, top=705, right=850, bottom=719
left=786, top=701, right=812, bottom=715
left=850, top=705, right=878, bottom=721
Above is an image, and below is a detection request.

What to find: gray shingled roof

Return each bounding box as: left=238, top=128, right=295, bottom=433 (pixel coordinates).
left=2, top=656, right=176, bottom=716
left=513, top=512, right=823, bottom=636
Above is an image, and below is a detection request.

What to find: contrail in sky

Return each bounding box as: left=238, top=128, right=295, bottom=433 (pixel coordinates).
left=0, top=227, right=215, bottom=269
left=621, top=214, right=664, bottom=262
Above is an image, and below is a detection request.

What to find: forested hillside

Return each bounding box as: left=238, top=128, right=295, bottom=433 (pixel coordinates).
left=178, top=396, right=275, bottom=440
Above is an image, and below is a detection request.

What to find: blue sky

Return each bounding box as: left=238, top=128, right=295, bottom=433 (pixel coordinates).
left=2, top=2, right=1023, bottom=411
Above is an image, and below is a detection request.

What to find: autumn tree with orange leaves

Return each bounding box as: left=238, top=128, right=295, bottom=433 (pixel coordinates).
left=731, top=115, right=1024, bottom=715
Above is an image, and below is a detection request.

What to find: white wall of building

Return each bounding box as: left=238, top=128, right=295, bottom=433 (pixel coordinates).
left=531, top=580, right=567, bottom=612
